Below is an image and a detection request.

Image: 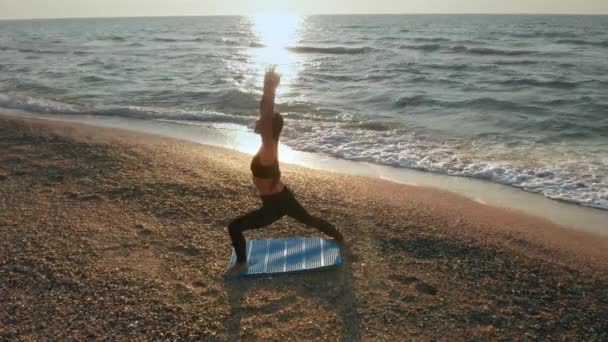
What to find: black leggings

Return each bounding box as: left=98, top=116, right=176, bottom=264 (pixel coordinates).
left=228, top=186, right=344, bottom=263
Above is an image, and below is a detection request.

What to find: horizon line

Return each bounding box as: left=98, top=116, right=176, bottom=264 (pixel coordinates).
left=2, top=12, right=608, bottom=21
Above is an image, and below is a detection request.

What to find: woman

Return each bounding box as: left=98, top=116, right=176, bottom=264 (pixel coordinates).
left=226, top=66, right=346, bottom=275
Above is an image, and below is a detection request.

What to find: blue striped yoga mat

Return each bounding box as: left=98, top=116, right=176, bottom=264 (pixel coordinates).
left=226, top=237, right=343, bottom=277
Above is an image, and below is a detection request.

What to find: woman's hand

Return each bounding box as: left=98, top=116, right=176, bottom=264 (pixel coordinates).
left=260, top=65, right=280, bottom=116
left=263, top=65, right=281, bottom=95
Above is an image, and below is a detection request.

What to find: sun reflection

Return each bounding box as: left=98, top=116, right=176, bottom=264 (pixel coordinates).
left=247, top=13, right=304, bottom=95
left=229, top=129, right=298, bottom=164
left=222, top=13, right=305, bottom=164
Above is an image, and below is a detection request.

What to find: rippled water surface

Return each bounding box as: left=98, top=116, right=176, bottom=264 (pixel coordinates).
left=1, top=15, right=607, bottom=208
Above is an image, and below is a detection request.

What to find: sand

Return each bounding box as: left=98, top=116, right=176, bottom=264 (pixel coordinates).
left=1, top=114, right=607, bottom=341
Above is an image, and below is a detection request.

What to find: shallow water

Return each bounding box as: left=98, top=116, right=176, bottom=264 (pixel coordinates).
left=1, top=15, right=607, bottom=209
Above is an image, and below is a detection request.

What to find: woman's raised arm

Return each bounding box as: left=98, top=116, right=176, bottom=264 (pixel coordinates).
left=258, top=66, right=280, bottom=143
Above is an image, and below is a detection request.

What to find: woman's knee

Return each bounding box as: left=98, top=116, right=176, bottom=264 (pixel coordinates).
left=295, top=212, right=314, bottom=225
left=228, top=220, right=242, bottom=236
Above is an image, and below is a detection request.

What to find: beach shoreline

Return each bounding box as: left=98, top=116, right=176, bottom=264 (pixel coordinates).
left=4, top=110, right=608, bottom=237
left=1, top=114, right=607, bottom=340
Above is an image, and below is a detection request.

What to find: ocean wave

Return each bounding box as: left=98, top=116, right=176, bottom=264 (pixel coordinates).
left=494, top=60, right=540, bottom=65
left=0, top=93, right=254, bottom=125
left=538, top=131, right=595, bottom=142
left=394, top=95, right=439, bottom=108
left=218, top=38, right=239, bottom=46
left=524, top=117, right=608, bottom=138
left=225, top=30, right=255, bottom=38
left=287, top=46, right=373, bottom=55
left=343, top=25, right=381, bottom=29
left=459, top=98, right=545, bottom=112
left=510, top=31, right=578, bottom=39
left=278, top=104, right=342, bottom=120
left=2, top=91, right=607, bottom=210
left=422, top=63, right=471, bottom=71
left=412, top=37, right=451, bottom=43
left=96, top=106, right=253, bottom=125
left=0, top=45, right=89, bottom=56
left=400, top=44, right=442, bottom=51
left=152, top=37, right=205, bottom=43
left=0, top=93, right=84, bottom=114
left=206, top=38, right=263, bottom=47
left=281, top=121, right=608, bottom=210
left=99, top=36, right=126, bottom=42
left=314, top=73, right=355, bottom=82
left=497, top=78, right=581, bottom=89
left=12, top=82, right=65, bottom=95
left=536, top=96, right=593, bottom=106
left=76, top=59, right=105, bottom=67
left=16, top=48, right=66, bottom=54
left=343, top=121, right=393, bottom=131
left=394, top=95, right=546, bottom=113
left=80, top=75, right=107, bottom=83
left=0, top=92, right=340, bottom=127
left=451, top=46, right=537, bottom=56
left=206, top=89, right=259, bottom=110
left=399, top=43, right=541, bottom=56
left=152, top=37, right=179, bottom=42
left=379, top=36, right=402, bottom=41
left=555, top=39, right=608, bottom=48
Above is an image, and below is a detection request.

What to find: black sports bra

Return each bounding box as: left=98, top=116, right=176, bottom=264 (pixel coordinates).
left=250, top=154, right=281, bottom=181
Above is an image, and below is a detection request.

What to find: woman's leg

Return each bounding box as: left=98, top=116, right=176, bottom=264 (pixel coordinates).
left=227, top=208, right=283, bottom=263
left=283, top=190, right=344, bottom=242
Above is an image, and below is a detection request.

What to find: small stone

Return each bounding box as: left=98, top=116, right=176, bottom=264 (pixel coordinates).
left=390, top=275, right=418, bottom=285
left=401, top=295, right=417, bottom=303
left=65, top=191, right=79, bottom=199
left=81, top=194, right=102, bottom=201
left=415, top=282, right=438, bottom=296
left=0, top=175, right=7, bottom=181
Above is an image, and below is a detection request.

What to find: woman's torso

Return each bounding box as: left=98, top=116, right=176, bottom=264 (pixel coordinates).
left=251, top=145, right=283, bottom=195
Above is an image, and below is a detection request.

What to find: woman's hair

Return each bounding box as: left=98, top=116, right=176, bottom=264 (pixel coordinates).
left=272, top=112, right=283, bottom=141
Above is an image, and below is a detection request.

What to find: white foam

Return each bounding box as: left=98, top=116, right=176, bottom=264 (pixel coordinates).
left=2, top=92, right=607, bottom=210
left=0, top=93, right=254, bottom=126
left=281, top=119, right=608, bottom=210
left=0, top=93, right=83, bottom=114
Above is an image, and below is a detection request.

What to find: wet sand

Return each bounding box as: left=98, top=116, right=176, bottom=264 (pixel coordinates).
left=1, top=114, right=606, bottom=340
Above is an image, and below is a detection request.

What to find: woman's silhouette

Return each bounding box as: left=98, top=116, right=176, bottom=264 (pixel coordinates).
left=226, top=66, right=346, bottom=275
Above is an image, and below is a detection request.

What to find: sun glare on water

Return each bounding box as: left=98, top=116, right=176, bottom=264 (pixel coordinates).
left=230, top=129, right=300, bottom=164
left=248, top=12, right=304, bottom=91
left=232, top=12, right=305, bottom=161
left=224, top=13, right=304, bottom=163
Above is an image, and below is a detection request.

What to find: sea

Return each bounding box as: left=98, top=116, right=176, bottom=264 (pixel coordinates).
left=1, top=15, right=607, bottom=210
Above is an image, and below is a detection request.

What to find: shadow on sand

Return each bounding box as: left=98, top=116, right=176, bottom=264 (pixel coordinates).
left=223, top=255, right=360, bottom=341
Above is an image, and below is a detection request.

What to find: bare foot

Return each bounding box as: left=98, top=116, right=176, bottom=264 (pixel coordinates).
left=334, top=238, right=351, bottom=249
left=333, top=237, right=359, bottom=261
left=225, top=262, right=247, bottom=276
